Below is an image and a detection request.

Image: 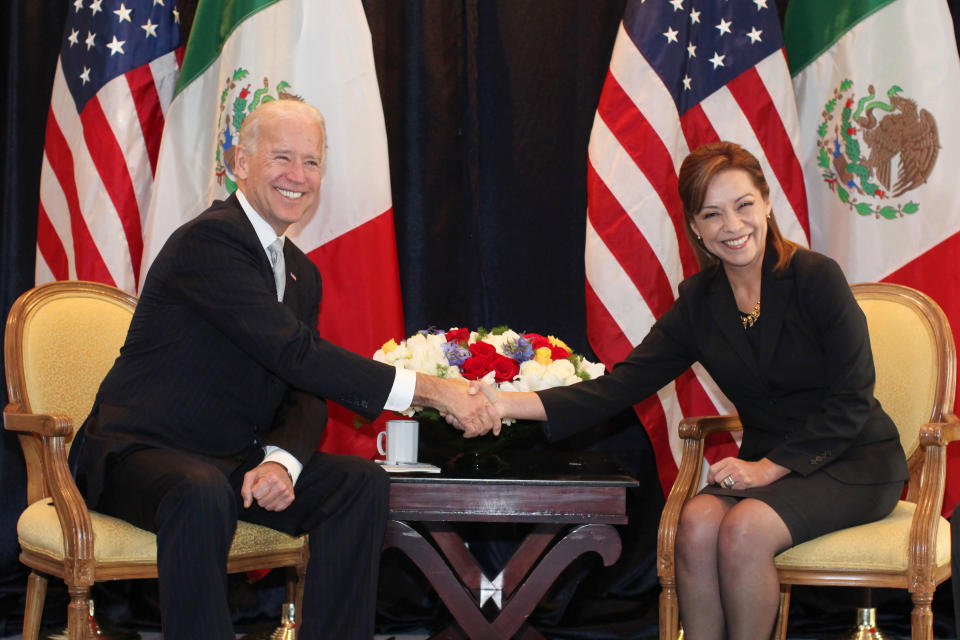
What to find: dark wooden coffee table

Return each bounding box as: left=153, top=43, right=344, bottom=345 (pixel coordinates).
left=382, top=450, right=637, bottom=640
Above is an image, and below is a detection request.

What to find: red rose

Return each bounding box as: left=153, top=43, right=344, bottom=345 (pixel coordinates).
left=469, top=341, right=496, bottom=358
left=524, top=333, right=551, bottom=350
left=460, top=355, right=493, bottom=380
left=550, top=345, right=571, bottom=361
left=446, top=328, right=470, bottom=344
left=492, top=354, right=520, bottom=383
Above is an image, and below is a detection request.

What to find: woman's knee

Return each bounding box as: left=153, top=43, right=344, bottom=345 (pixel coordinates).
left=676, top=496, right=728, bottom=557
left=717, top=502, right=791, bottom=563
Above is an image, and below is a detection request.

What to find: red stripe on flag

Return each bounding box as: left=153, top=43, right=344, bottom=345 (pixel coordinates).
left=126, top=64, right=164, bottom=175
left=585, top=280, right=636, bottom=367
left=726, top=65, right=810, bottom=240
left=309, top=209, right=405, bottom=458
left=674, top=368, right=740, bottom=464
left=585, top=283, right=680, bottom=496
left=678, top=104, right=720, bottom=152
left=37, top=202, right=70, bottom=280
left=42, top=110, right=115, bottom=285
left=635, top=395, right=679, bottom=494
left=596, top=72, right=699, bottom=278
left=882, top=230, right=960, bottom=516
left=80, top=96, right=143, bottom=283
left=587, top=162, right=676, bottom=318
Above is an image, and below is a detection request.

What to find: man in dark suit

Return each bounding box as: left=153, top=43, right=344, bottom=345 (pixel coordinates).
left=71, top=99, right=497, bottom=640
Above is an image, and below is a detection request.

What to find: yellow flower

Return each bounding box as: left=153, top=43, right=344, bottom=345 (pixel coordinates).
left=381, top=338, right=399, bottom=353
left=548, top=335, right=571, bottom=352
left=534, top=346, right=553, bottom=365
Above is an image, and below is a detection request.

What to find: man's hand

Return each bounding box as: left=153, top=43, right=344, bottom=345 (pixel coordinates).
left=241, top=461, right=295, bottom=511
left=414, top=374, right=500, bottom=437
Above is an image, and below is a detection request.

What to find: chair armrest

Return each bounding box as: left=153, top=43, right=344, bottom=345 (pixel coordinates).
left=678, top=414, right=743, bottom=440
left=4, top=403, right=74, bottom=438
left=919, top=417, right=960, bottom=447
left=904, top=420, right=958, bottom=588
left=4, top=403, right=95, bottom=584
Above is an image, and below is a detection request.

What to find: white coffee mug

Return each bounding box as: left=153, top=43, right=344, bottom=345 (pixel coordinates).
left=377, top=419, right=419, bottom=463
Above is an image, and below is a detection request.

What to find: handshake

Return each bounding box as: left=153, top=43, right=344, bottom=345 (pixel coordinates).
left=412, top=374, right=504, bottom=438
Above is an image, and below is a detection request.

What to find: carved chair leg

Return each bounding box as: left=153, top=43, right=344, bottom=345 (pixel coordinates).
left=66, top=585, right=91, bottom=640
left=771, top=584, right=791, bottom=640
left=659, top=583, right=680, bottom=640
left=22, top=571, right=47, bottom=640
left=910, top=590, right=934, bottom=640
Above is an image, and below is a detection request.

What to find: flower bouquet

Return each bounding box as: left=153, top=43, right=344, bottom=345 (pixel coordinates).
left=373, top=326, right=605, bottom=469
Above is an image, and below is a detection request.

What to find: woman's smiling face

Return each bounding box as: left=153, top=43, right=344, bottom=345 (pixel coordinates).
left=689, top=168, right=771, bottom=274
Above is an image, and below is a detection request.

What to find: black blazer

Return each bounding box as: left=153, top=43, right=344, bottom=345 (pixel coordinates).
left=538, top=246, right=909, bottom=486
left=74, top=194, right=398, bottom=505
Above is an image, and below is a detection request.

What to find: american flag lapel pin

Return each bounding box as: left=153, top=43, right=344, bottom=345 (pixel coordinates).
left=290, top=272, right=297, bottom=281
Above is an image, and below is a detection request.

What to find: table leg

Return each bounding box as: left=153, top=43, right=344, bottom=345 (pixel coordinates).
left=489, top=523, right=621, bottom=639
left=383, top=520, right=622, bottom=640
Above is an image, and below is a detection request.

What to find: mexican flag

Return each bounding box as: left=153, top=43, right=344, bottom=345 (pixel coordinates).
left=142, top=0, right=405, bottom=457
left=785, top=0, right=960, bottom=513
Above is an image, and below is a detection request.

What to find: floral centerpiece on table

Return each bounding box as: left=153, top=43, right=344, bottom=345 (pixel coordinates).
left=373, top=326, right=606, bottom=463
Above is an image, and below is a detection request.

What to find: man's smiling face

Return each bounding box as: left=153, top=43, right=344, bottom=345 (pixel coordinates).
left=235, top=104, right=325, bottom=235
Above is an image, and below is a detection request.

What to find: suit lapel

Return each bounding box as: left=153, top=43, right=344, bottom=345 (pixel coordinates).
left=706, top=270, right=762, bottom=379
left=756, top=253, right=794, bottom=375
left=280, top=242, right=301, bottom=316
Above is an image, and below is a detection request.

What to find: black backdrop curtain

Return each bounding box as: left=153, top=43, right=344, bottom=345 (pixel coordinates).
left=3, top=1, right=960, bottom=637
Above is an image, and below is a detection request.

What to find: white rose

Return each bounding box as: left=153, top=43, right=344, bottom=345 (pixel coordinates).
left=518, top=360, right=546, bottom=390
left=546, top=358, right=576, bottom=379
left=579, top=360, right=607, bottom=380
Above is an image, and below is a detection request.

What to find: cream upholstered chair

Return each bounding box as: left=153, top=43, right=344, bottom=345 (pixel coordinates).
left=656, top=282, right=957, bottom=640
left=4, top=281, right=309, bottom=640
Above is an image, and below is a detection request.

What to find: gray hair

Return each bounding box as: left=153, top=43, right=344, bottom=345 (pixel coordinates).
left=238, top=98, right=329, bottom=167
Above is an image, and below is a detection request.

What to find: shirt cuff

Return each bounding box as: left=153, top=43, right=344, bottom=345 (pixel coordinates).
left=262, top=446, right=303, bottom=486
left=384, top=367, right=416, bottom=411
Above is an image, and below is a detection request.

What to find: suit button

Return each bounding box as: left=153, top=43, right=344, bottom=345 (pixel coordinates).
left=253, top=438, right=260, bottom=447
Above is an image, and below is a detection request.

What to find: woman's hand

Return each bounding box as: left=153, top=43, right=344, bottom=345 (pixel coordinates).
left=707, top=457, right=790, bottom=490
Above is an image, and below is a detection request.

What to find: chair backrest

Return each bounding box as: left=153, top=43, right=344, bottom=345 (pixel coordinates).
left=4, top=281, right=136, bottom=499
left=852, top=283, right=955, bottom=486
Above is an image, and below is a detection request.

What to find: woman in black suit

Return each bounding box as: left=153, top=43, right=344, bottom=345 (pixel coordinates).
left=476, top=142, right=907, bottom=639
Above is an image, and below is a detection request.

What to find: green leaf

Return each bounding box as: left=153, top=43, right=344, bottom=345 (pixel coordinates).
left=825, top=98, right=837, bottom=114
left=879, top=206, right=898, bottom=220
left=232, top=68, right=249, bottom=81
left=435, top=364, right=449, bottom=378
left=817, top=122, right=828, bottom=138
left=840, top=79, right=853, bottom=91
left=902, top=201, right=919, bottom=214
left=855, top=202, right=873, bottom=216
left=837, top=185, right=849, bottom=203
left=817, top=147, right=830, bottom=169
left=491, top=325, right=510, bottom=335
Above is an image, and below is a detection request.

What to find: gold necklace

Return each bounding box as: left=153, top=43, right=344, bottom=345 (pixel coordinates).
left=741, top=299, right=761, bottom=329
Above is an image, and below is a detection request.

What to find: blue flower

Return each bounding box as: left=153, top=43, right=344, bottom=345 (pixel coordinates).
left=442, top=341, right=471, bottom=367
left=502, top=336, right=534, bottom=363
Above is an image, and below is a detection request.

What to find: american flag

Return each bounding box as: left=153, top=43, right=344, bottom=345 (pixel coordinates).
left=585, top=0, right=809, bottom=492
left=37, top=0, right=182, bottom=293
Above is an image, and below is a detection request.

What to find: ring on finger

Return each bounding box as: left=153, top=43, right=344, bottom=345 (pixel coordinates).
left=723, top=476, right=735, bottom=489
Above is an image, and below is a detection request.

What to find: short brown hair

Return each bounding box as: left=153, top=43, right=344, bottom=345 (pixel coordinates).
left=677, top=141, right=799, bottom=272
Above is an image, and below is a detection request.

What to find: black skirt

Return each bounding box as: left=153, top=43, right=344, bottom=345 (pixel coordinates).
left=700, top=471, right=903, bottom=545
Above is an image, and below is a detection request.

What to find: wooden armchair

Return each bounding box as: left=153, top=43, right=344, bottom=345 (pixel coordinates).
left=4, top=281, right=309, bottom=640
left=657, top=282, right=958, bottom=640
